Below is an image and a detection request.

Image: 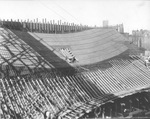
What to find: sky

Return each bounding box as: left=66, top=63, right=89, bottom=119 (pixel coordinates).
left=0, top=0, right=150, bottom=34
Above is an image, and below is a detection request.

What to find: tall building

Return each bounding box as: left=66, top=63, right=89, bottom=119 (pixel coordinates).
left=132, top=30, right=150, bottom=50
left=103, top=20, right=108, bottom=27
left=118, top=24, right=124, bottom=33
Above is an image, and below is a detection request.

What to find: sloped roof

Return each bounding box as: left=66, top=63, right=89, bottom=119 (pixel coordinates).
left=28, top=28, right=128, bottom=66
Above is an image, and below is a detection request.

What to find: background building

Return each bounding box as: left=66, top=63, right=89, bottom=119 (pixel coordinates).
left=132, top=30, right=150, bottom=50
left=103, top=20, right=109, bottom=27
left=102, top=21, right=124, bottom=34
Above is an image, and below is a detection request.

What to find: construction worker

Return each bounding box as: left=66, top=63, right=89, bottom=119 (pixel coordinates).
left=145, top=56, right=150, bottom=68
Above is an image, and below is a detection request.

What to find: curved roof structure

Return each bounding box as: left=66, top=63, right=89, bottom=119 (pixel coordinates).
left=28, top=28, right=127, bottom=66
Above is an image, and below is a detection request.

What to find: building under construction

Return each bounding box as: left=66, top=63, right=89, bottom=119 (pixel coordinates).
left=0, top=20, right=150, bottom=119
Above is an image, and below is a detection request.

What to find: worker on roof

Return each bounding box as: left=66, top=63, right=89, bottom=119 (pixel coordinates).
left=148, top=56, right=150, bottom=62
left=44, top=111, right=55, bottom=119
left=145, top=55, right=150, bottom=68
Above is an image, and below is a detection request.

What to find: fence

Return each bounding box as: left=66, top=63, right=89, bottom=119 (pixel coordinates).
left=0, top=19, right=92, bottom=34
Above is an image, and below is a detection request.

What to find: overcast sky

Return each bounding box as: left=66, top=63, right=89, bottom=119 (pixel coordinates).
left=0, top=0, right=149, bottom=33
